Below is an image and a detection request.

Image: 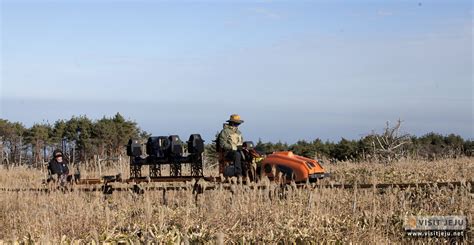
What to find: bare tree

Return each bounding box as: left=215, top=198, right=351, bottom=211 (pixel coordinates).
left=370, top=120, right=411, bottom=163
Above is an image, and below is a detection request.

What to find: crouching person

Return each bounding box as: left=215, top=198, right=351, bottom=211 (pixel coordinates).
left=47, top=149, right=71, bottom=187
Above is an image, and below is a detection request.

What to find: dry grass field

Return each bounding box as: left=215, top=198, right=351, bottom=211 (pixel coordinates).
left=0, top=158, right=473, bottom=243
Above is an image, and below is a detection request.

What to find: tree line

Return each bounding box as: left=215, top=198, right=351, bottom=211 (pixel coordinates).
left=0, top=115, right=472, bottom=166
left=254, top=123, right=473, bottom=163
left=0, top=113, right=148, bottom=165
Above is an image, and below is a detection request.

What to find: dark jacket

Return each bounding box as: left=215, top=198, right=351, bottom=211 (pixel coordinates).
left=48, top=158, right=69, bottom=176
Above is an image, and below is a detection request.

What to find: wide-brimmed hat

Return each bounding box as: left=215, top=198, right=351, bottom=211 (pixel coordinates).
left=226, top=114, right=244, bottom=124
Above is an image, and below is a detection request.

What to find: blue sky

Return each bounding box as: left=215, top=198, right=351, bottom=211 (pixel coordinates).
left=1, top=0, right=472, bottom=142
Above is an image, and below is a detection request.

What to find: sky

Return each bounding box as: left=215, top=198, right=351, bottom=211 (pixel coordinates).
left=0, top=0, right=473, bottom=143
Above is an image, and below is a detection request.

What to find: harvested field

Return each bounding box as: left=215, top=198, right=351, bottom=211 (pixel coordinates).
left=0, top=158, right=473, bottom=243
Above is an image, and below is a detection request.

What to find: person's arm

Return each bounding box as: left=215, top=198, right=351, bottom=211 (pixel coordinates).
left=49, top=160, right=57, bottom=174
left=47, top=160, right=61, bottom=182
left=238, top=131, right=244, bottom=147
left=219, top=129, right=233, bottom=151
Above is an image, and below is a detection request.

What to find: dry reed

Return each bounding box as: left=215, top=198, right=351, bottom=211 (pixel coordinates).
left=0, top=158, right=472, bottom=243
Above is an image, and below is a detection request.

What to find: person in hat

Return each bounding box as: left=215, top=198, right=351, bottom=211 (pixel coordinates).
left=47, top=149, right=70, bottom=186
left=217, top=114, right=245, bottom=176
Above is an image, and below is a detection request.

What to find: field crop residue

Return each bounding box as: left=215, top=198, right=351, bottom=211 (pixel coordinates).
left=0, top=158, right=472, bottom=243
